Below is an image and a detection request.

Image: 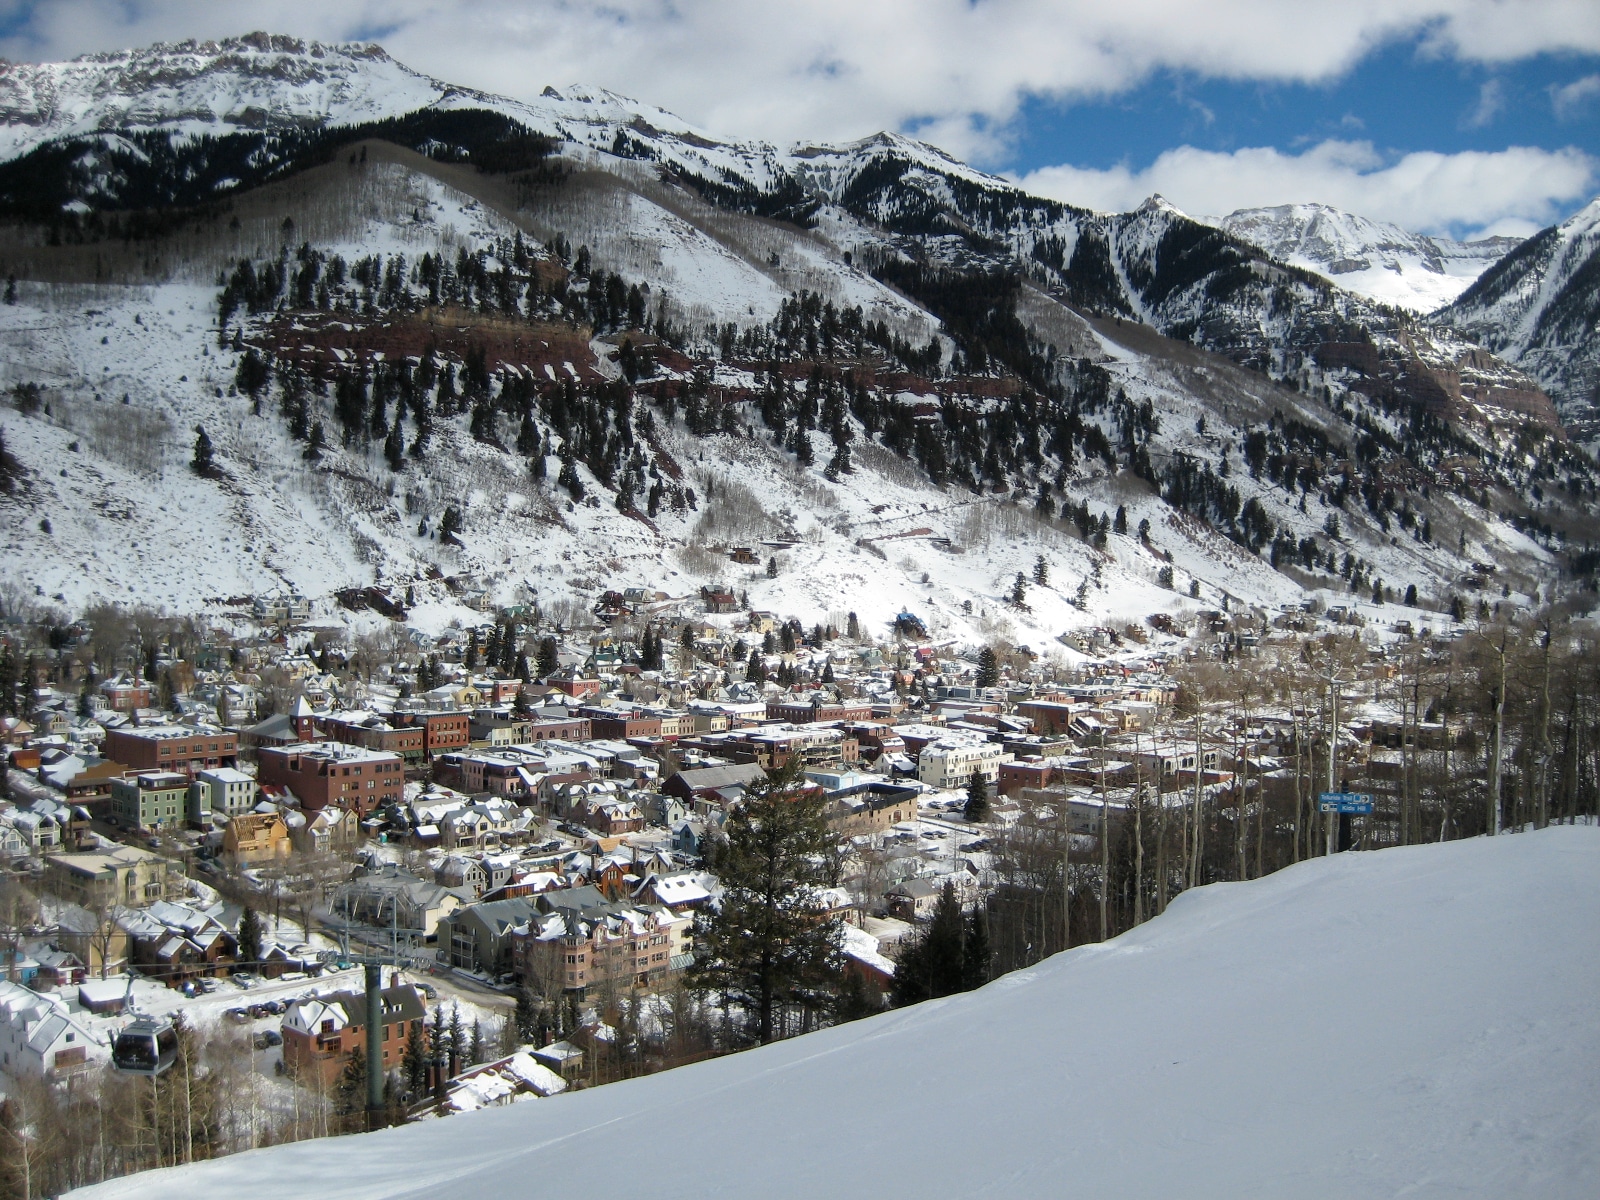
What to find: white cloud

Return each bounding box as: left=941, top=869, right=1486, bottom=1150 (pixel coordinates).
left=1463, top=77, right=1504, bottom=128
left=1014, top=140, right=1598, bottom=236
left=1550, top=73, right=1600, bottom=120
left=0, top=2, right=1598, bottom=160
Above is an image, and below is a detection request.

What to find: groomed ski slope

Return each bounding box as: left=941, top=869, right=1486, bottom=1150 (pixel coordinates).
left=73, top=827, right=1600, bottom=1200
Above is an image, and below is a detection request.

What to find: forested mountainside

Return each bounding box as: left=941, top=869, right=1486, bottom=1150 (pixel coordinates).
left=1441, top=199, right=1600, bottom=447
left=0, top=35, right=1593, bottom=629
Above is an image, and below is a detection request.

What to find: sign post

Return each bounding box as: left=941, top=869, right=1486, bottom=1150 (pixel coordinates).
left=1319, top=792, right=1373, bottom=854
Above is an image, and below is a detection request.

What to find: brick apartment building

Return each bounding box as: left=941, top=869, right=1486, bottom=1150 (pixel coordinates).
left=391, top=711, right=472, bottom=759
left=321, top=714, right=428, bottom=767
left=103, top=726, right=238, bottom=775
left=578, top=708, right=663, bottom=741
left=256, top=742, right=404, bottom=815
left=765, top=699, right=874, bottom=724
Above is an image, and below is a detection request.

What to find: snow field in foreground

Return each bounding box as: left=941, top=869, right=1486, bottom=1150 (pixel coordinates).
left=70, top=825, right=1600, bottom=1200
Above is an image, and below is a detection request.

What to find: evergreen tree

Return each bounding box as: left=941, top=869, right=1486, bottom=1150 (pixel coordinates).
left=536, top=636, right=559, bottom=679
left=447, top=1004, right=466, bottom=1074
left=466, top=629, right=481, bottom=670
left=975, top=645, right=999, bottom=690
left=469, top=1019, right=485, bottom=1066
left=890, top=882, right=965, bottom=1007
left=402, top=1022, right=428, bottom=1097
left=766, top=555, right=778, bottom=578
left=1405, top=583, right=1418, bottom=607
left=688, top=760, right=843, bottom=1044
left=1032, top=554, right=1049, bottom=586
left=439, top=506, right=463, bottom=545
left=191, top=425, right=214, bottom=474
left=1009, top=573, right=1028, bottom=608
left=336, top=1046, right=368, bottom=1116
left=384, top=421, right=405, bottom=471
left=1113, top=505, right=1128, bottom=535
left=746, top=649, right=764, bottom=682
left=846, top=611, right=860, bottom=640
left=964, top=770, right=990, bottom=822
left=514, top=986, right=541, bottom=1043
left=961, top=906, right=990, bottom=991
left=236, top=905, right=262, bottom=966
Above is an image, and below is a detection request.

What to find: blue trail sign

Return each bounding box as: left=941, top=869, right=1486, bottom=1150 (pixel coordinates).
left=1319, top=792, right=1374, bottom=814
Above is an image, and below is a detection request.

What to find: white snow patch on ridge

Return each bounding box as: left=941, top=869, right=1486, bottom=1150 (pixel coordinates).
left=66, top=827, right=1600, bottom=1200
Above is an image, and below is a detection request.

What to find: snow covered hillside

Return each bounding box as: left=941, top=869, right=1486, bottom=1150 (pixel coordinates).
left=68, top=826, right=1600, bottom=1200
left=1441, top=198, right=1600, bottom=447
left=0, top=34, right=1587, bottom=628
left=1211, top=202, right=1519, bottom=314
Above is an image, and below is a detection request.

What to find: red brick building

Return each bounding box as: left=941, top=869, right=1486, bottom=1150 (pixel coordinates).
left=256, top=742, right=404, bottom=815
left=525, top=716, right=591, bottom=742
left=321, top=714, right=428, bottom=766
left=766, top=699, right=874, bottom=724
left=579, top=708, right=663, bottom=740
left=999, top=757, right=1062, bottom=797
left=281, top=984, right=427, bottom=1088
left=103, top=726, right=238, bottom=775
left=392, top=711, right=471, bottom=759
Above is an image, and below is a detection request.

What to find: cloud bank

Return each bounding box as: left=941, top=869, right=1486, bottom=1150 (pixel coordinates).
left=1015, top=140, right=1597, bottom=237
left=0, top=1, right=1596, bottom=233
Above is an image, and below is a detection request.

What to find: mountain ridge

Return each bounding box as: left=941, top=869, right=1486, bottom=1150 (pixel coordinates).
left=0, top=33, right=1590, bottom=629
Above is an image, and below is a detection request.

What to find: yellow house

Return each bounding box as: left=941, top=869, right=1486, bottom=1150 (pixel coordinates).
left=225, top=812, right=293, bottom=863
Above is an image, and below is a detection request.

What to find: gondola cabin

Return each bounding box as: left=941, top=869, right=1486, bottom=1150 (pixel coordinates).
left=112, top=1015, right=178, bottom=1075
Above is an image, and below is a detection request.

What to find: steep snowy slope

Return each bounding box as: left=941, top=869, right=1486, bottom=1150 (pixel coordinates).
left=1211, top=202, right=1518, bottom=314
left=1442, top=199, right=1600, bottom=444
left=68, top=827, right=1600, bottom=1200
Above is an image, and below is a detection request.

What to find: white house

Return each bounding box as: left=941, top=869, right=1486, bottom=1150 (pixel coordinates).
left=917, top=739, right=1010, bottom=790
left=191, top=767, right=257, bottom=821
left=0, top=980, right=106, bottom=1077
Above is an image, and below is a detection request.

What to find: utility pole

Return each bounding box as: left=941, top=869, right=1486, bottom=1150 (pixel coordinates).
left=1189, top=713, right=1204, bottom=887
left=1326, top=669, right=1340, bottom=858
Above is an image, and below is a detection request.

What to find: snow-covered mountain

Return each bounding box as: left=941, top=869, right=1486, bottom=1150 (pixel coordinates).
left=1210, top=202, right=1519, bottom=314
left=1441, top=199, right=1600, bottom=445
left=65, top=827, right=1600, bottom=1199
left=0, top=34, right=1588, bottom=625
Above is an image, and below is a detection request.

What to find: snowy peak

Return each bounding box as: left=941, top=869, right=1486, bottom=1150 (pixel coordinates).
left=1211, top=202, right=1519, bottom=313
left=0, top=33, right=445, bottom=159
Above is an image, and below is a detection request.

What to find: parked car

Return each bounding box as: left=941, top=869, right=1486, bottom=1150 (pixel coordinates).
left=260, top=1029, right=282, bottom=1047
left=248, top=1003, right=269, bottom=1019
left=264, top=999, right=285, bottom=1015
left=225, top=1007, right=251, bottom=1024
left=417, top=983, right=437, bottom=1000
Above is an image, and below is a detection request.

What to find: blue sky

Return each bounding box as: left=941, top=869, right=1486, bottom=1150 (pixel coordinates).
left=1, top=2, right=1597, bottom=237
left=1007, top=43, right=1600, bottom=178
